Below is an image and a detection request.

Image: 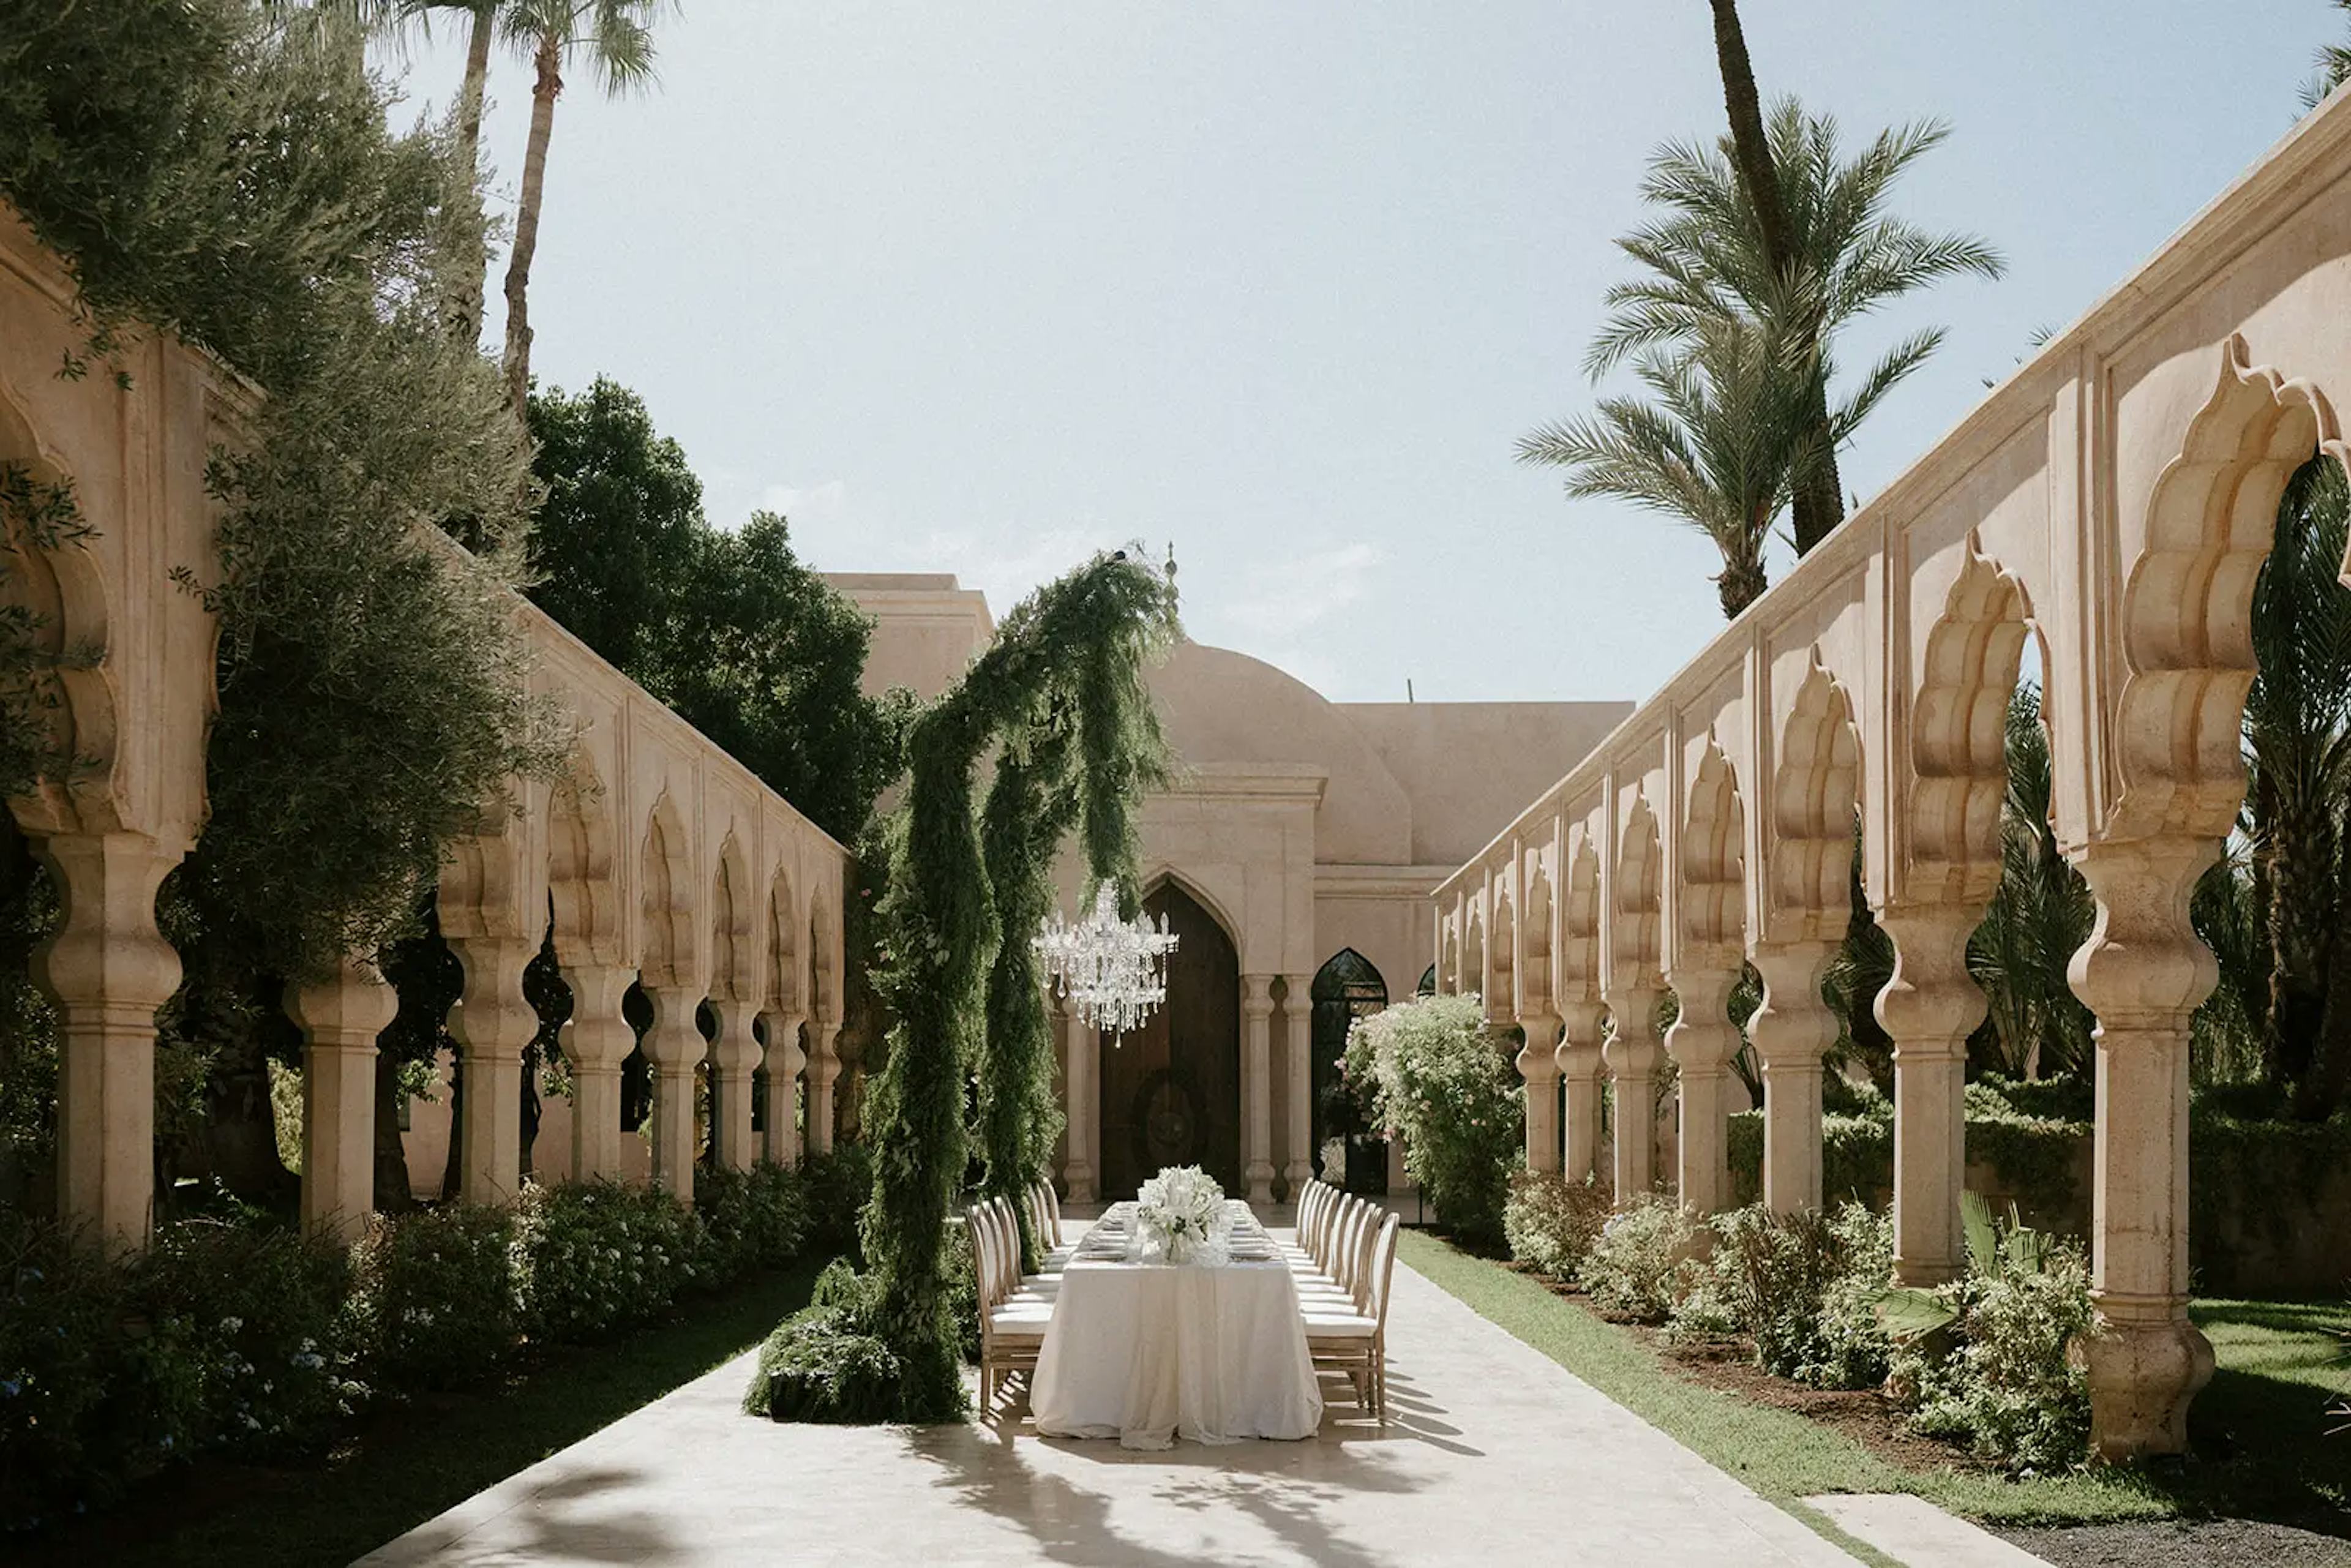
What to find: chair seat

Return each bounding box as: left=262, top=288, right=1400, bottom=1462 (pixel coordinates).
left=989, top=1310, right=1052, bottom=1341
left=1303, top=1313, right=1378, bottom=1338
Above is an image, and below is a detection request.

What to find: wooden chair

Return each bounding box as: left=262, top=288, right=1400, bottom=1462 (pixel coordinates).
left=1306, top=1212, right=1400, bottom=1416
left=970, top=1200, right=1052, bottom=1410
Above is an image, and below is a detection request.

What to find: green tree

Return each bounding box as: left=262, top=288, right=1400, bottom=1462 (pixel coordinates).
left=524, top=378, right=907, bottom=843
left=1519, top=311, right=1898, bottom=620
left=1967, top=684, right=2095, bottom=1081
left=1581, top=100, right=2003, bottom=560
left=498, top=0, right=662, bottom=419
left=2303, top=0, right=2351, bottom=111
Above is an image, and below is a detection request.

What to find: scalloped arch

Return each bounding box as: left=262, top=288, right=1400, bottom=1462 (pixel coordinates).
left=1614, top=790, right=1664, bottom=983
left=1909, top=532, right=2033, bottom=903
left=1682, top=739, right=1745, bottom=957
left=638, top=790, right=696, bottom=990
left=765, top=864, right=801, bottom=1015
left=708, top=832, right=755, bottom=1003
left=1771, top=654, right=1860, bottom=941
left=2113, top=334, right=2351, bottom=843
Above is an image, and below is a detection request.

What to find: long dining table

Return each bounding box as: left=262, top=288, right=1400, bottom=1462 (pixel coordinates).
left=1027, top=1199, right=1324, bottom=1449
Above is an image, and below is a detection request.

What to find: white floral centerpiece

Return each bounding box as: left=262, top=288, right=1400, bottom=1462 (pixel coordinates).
left=1130, top=1165, right=1231, bottom=1265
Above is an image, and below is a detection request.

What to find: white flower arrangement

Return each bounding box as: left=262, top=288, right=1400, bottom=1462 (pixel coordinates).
left=1131, top=1165, right=1232, bottom=1265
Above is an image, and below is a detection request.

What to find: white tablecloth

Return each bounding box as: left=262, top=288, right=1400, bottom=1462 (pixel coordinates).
left=1029, top=1203, right=1324, bottom=1449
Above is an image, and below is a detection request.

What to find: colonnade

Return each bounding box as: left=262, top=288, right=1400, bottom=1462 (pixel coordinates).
left=1436, top=88, right=2351, bottom=1460
left=0, top=203, right=851, bottom=1254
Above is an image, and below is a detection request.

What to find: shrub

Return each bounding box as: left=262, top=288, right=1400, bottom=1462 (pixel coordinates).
left=695, top=1163, right=811, bottom=1288
left=802, top=1142, right=874, bottom=1259
left=1, top=1209, right=351, bottom=1528
left=1673, top=1205, right=1844, bottom=1378
left=512, top=1180, right=700, bottom=1343
left=1577, top=1195, right=1705, bottom=1322
left=743, top=1305, right=904, bottom=1424
left=1802, top=1202, right=1895, bottom=1390
left=1503, top=1169, right=1611, bottom=1280
left=1902, top=1242, right=2094, bottom=1471
left=345, top=1204, right=518, bottom=1389
left=1343, top=993, right=1522, bottom=1247
left=940, top=1220, right=980, bottom=1362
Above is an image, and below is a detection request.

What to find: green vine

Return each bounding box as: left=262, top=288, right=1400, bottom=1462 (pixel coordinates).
left=760, top=551, right=1176, bottom=1422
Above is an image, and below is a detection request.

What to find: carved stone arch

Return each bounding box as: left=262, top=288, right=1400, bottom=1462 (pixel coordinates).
left=806, top=888, right=838, bottom=1023
left=1771, top=655, right=1861, bottom=942
left=1439, top=918, right=1460, bottom=994
left=1141, top=865, right=1244, bottom=952
left=638, top=790, right=697, bottom=990
left=1681, top=737, right=1745, bottom=958
left=547, top=755, right=623, bottom=967
left=438, top=801, right=527, bottom=942
left=1910, top=532, right=2034, bottom=904
left=765, top=863, right=801, bottom=1016
left=1521, top=855, right=1554, bottom=1008
left=1460, top=898, right=1486, bottom=1000
left=708, top=831, right=755, bottom=1004
left=1487, top=871, right=1516, bottom=1013
left=0, top=375, right=119, bottom=836
left=1614, top=791, right=1665, bottom=988
left=1559, top=830, right=1603, bottom=1005
left=2113, top=334, right=2351, bottom=844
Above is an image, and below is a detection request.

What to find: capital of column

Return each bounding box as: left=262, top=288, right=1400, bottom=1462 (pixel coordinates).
left=1746, top=939, right=1840, bottom=1068
left=1514, top=1010, right=1562, bottom=1082
left=1554, top=999, right=1607, bottom=1080
left=1242, top=973, right=1275, bottom=1018
left=1874, top=900, right=1990, bottom=1056
left=1662, top=956, right=1742, bottom=1075
left=559, top=963, right=637, bottom=1073
left=1599, top=986, right=1662, bottom=1078
left=808, top=1017, right=844, bottom=1088
left=762, top=1009, right=809, bottom=1081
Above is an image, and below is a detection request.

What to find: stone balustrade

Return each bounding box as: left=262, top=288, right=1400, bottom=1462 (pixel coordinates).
left=0, top=204, right=850, bottom=1254
left=1433, top=91, right=2351, bottom=1460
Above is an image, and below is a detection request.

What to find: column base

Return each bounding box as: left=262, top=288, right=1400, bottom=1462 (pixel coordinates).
left=2074, top=1302, right=2216, bottom=1460
left=1065, top=1163, right=1098, bottom=1205
left=1245, top=1160, right=1275, bottom=1206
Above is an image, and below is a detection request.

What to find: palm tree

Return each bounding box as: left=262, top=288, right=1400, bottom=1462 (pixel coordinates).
left=499, top=0, right=662, bottom=421
left=1586, top=100, right=2004, bottom=557
left=1967, top=684, right=2095, bottom=1081
left=2303, top=0, right=2351, bottom=111
left=2243, top=456, right=2351, bottom=1114
left=1519, top=309, right=1918, bottom=620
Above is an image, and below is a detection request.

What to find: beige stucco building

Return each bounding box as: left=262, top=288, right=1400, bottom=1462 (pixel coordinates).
left=828, top=573, right=1628, bottom=1206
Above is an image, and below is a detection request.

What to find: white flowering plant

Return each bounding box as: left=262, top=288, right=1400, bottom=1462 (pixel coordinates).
left=1342, top=991, right=1522, bottom=1245
left=1131, top=1165, right=1232, bottom=1264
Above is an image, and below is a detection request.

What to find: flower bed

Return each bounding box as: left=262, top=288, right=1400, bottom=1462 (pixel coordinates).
left=3, top=1152, right=856, bottom=1532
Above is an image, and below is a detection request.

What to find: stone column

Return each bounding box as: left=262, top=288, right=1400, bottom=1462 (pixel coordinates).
left=1600, top=984, right=1662, bottom=1203
left=2066, top=839, right=2216, bottom=1459
left=1876, top=902, right=1984, bottom=1286
left=707, top=997, right=760, bottom=1172
left=446, top=935, right=538, bottom=1206
left=1663, top=959, right=1742, bottom=1214
left=31, top=830, right=186, bottom=1252
left=1281, top=974, right=1314, bottom=1198
left=1555, top=999, right=1607, bottom=1185
left=1747, top=939, right=1840, bottom=1214
left=639, top=983, right=703, bottom=1199
left=1060, top=1003, right=1098, bottom=1202
left=757, top=1008, right=806, bottom=1167
left=1517, top=1009, right=1562, bottom=1174
left=1242, top=973, right=1275, bottom=1204
left=287, top=958, right=396, bottom=1243
left=560, top=963, right=636, bottom=1183
left=807, top=1017, right=843, bottom=1155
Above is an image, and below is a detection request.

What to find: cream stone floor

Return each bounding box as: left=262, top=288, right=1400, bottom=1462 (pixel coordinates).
left=358, top=1229, right=1862, bottom=1567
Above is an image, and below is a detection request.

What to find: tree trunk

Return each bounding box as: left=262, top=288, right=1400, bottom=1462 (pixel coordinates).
left=2268, top=794, right=2334, bottom=1093
left=2293, top=833, right=2351, bottom=1120
left=373, top=1041, right=416, bottom=1214
left=447, top=2, right=497, bottom=346
left=1716, top=550, right=1768, bottom=620
left=503, top=34, right=563, bottom=425
left=1706, top=0, right=1843, bottom=555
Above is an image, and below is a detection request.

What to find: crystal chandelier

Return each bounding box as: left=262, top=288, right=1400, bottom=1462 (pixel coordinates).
left=1035, top=882, right=1179, bottom=1038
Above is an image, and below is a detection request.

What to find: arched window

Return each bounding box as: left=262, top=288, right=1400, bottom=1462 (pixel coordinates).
left=1417, top=963, right=1436, bottom=997
left=1310, top=949, right=1389, bottom=1192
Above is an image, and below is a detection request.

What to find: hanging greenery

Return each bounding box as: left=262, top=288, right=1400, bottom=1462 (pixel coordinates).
left=755, top=550, right=1176, bottom=1424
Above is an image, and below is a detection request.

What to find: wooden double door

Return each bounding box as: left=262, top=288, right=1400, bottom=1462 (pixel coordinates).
left=1096, top=882, right=1241, bottom=1200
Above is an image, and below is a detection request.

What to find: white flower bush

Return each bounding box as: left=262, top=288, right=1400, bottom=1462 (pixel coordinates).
left=1132, top=1165, right=1231, bottom=1264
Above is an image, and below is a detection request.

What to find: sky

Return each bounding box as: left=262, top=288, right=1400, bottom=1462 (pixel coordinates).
left=383, top=2, right=2340, bottom=704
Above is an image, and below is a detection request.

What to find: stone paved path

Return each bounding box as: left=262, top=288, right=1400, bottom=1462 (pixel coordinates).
left=359, top=1236, right=1861, bottom=1567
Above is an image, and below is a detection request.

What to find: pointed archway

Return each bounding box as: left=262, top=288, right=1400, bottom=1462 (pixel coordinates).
left=1310, top=948, right=1389, bottom=1191
left=1097, top=880, right=1241, bottom=1199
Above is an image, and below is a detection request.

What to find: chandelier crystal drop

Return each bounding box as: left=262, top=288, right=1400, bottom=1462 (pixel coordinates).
left=1034, top=882, right=1179, bottom=1038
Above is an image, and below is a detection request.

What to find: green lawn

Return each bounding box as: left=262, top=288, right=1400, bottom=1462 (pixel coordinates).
left=1400, top=1230, right=2351, bottom=1550
left=24, top=1256, right=827, bottom=1568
